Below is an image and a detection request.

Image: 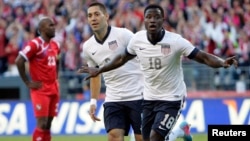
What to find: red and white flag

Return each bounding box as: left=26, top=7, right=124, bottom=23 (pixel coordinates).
left=161, top=44, right=171, bottom=55
left=108, top=40, right=118, bottom=51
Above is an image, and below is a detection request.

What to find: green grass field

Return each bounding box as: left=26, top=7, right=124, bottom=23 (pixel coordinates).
left=0, top=134, right=207, bottom=141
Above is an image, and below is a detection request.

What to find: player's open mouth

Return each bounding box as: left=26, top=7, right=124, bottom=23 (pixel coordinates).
left=149, top=25, right=157, bottom=30
left=91, top=23, right=98, bottom=27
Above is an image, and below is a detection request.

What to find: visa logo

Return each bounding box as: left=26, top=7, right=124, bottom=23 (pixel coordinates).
left=223, top=99, right=250, bottom=124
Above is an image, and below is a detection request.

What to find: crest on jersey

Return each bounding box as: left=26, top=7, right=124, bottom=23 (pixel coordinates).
left=36, top=104, right=42, bottom=111
left=108, top=40, right=118, bottom=51
left=161, top=44, right=171, bottom=55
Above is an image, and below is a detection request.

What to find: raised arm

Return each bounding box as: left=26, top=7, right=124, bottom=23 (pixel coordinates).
left=192, top=50, right=238, bottom=68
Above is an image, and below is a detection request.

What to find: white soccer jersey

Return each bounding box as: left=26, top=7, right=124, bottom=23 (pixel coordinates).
left=127, top=30, right=195, bottom=101
left=82, top=26, right=143, bottom=102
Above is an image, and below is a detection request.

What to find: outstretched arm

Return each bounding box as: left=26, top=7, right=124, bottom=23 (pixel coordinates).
left=78, top=49, right=135, bottom=79
left=99, top=49, right=135, bottom=73
left=192, top=50, right=238, bottom=68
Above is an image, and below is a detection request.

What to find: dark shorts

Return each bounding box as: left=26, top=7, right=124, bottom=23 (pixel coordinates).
left=103, top=100, right=142, bottom=136
left=141, top=99, right=185, bottom=139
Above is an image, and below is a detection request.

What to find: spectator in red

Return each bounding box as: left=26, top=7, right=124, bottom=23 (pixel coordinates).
left=4, top=34, right=19, bottom=76
left=0, top=17, right=7, bottom=75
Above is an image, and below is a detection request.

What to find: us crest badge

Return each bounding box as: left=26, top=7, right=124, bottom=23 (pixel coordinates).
left=108, top=40, right=118, bottom=51
left=161, top=44, right=171, bottom=55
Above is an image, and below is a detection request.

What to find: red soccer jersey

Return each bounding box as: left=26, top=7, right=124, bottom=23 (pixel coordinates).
left=19, top=37, right=60, bottom=94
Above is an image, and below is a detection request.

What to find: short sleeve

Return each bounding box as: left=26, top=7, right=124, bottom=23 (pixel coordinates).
left=54, top=40, right=61, bottom=54
left=176, top=37, right=196, bottom=57
left=19, top=40, right=39, bottom=61
left=126, top=37, right=137, bottom=56
left=122, top=28, right=134, bottom=47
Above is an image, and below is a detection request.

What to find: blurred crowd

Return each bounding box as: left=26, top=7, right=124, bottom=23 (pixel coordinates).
left=0, top=0, right=249, bottom=92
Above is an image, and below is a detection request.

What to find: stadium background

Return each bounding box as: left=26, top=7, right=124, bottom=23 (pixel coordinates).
left=0, top=0, right=249, bottom=140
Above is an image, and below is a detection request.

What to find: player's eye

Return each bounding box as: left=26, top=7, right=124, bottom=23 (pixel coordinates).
left=155, top=15, right=161, bottom=19
left=50, top=23, right=55, bottom=27
left=94, top=13, right=100, bottom=17
left=145, top=15, right=152, bottom=19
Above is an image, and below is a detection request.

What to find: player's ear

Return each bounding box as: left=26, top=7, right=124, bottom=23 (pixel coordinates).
left=105, top=13, right=109, bottom=21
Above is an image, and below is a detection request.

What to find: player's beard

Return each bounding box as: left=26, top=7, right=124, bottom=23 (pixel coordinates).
left=47, top=32, right=55, bottom=38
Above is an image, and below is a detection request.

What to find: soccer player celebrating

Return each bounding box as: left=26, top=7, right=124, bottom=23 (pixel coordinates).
left=15, top=17, right=60, bottom=141
left=80, top=2, right=143, bottom=141
left=78, top=4, right=237, bottom=141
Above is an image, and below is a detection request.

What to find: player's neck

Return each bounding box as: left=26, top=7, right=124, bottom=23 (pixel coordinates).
left=147, top=28, right=164, bottom=45
left=40, top=35, right=51, bottom=43
left=95, top=33, right=105, bottom=41
left=94, top=26, right=109, bottom=43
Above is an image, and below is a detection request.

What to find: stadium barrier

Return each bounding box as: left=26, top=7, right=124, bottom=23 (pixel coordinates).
left=0, top=96, right=249, bottom=136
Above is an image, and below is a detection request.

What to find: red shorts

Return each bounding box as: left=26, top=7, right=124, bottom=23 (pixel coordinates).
left=31, top=93, right=59, bottom=117
left=30, top=81, right=59, bottom=117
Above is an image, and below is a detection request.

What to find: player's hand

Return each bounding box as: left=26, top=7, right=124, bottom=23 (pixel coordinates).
left=25, top=81, right=42, bottom=89
left=78, top=66, right=100, bottom=80
left=89, top=104, right=101, bottom=122
left=223, top=56, right=238, bottom=68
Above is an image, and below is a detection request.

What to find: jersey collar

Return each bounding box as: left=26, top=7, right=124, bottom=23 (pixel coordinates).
left=38, top=36, right=50, bottom=49
left=38, top=36, right=45, bottom=44
left=94, top=26, right=111, bottom=44
left=147, top=28, right=165, bottom=45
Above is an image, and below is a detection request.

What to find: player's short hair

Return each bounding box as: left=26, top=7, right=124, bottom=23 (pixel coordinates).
left=144, top=4, right=164, bottom=18
left=88, top=2, right=107, bottom=14
left=37, top=16, right=51, bottom=35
